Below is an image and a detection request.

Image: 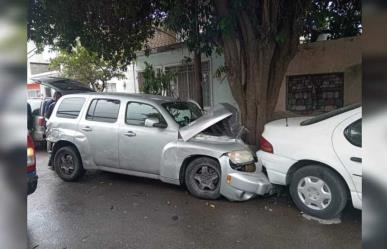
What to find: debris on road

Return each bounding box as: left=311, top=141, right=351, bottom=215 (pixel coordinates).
left=205, top=202, right=216, bottom=208
left=302, top=214, right=341, bottom=225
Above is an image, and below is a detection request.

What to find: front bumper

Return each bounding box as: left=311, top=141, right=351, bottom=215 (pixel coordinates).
left=27, top=173, right=38, bottom=195
left=219, top=156, right=273, bottom=201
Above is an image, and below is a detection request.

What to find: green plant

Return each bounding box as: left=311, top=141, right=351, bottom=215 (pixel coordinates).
left=142, top=62, right=175, bottom=95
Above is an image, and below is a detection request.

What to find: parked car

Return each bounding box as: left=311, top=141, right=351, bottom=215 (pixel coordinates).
left=27, top=134, right=38, bottom=195
left=257, top=104, right=362, bottom=219
left=46, top=92, right=272, bottom=201
left=27, top=97, right=50, bottom=146
left=32, top=76, right=94, bottom=95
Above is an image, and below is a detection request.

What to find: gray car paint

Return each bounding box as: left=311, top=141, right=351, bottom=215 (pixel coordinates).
left=46, top=92, right=271, bottom=201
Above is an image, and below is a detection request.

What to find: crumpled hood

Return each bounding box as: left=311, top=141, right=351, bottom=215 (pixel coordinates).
left=179, top=103, right=241, bottom=141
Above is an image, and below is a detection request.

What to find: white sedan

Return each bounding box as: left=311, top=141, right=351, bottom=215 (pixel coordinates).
left=257, top=104, right=361, bottom=219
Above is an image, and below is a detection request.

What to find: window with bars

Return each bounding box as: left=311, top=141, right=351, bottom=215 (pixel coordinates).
left=286, top=73, right=344, bottom=114
left=165, top=62, right=211, bottom=107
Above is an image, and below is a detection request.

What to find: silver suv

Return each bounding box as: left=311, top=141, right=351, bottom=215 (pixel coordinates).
left=46, top=92, right=271, bottom=201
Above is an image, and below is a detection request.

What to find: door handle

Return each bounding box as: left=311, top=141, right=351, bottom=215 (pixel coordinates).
left=81, top=126, right=92, bottom=132
left=350, top=157, right=362, bottom=163
left=123, top=131, right=136, bottom=137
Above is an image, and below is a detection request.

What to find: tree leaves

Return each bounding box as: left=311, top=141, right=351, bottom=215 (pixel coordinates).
left=302, top=0, right=361, bottom=42
left=29, top=0, right=161, bottom=67
left=49, top=42, right=125, bottom=91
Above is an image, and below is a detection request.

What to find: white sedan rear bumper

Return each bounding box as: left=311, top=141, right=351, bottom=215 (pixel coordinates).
left=256, top=150, right=297, bottom=186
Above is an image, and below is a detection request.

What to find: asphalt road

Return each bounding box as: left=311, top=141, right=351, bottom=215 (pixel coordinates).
left=28, top=151, right=361, bottom=249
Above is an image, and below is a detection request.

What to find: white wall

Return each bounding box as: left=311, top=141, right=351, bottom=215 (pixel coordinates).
left=136, top=46, right=238, bottom=108
left=107, top=63, right=138, bottom=93
left=27, top=41, right=58, bottom=82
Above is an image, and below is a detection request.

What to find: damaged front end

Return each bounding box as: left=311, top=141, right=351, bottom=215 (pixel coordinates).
left=179, top=103, right=245, bottom=141
left=178, top=103, right=273, bottom=201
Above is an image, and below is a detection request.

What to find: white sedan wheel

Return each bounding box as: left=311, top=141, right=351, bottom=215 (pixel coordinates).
left=297, top=176, right=332, bottom=211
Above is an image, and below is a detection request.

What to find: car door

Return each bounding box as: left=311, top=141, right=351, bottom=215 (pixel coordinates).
left=332, top=113, right=362, bottom=198
left=118, top=101, right=177, bottom=175
left=78, top=98, right=120, bottom=168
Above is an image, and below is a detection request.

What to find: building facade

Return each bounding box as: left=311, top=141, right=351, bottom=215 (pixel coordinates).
left=28, top=33, right=361, bottom=117
left=134, top=36, right=361, bottom=115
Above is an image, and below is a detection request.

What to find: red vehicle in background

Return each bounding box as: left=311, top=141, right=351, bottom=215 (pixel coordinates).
left=27, top=134, right=38, bottom=195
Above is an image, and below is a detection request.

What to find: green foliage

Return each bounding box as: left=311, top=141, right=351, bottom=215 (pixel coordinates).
left=29, top=0, right=362, bottom=67
left=303, top=0, right=361, bottom=42
left=214, top=65, right=227, bottom=81
left=50, top=42, right=125, bottom=92
left=29, top=0, right=162, bottom=68
left=161, top=0, right=218, bottom=57
left=141, top=62, right=175, bottom=95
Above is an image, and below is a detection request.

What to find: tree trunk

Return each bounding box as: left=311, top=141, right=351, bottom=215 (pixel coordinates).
left=214, top=0, right=308, bottom=146
left=192, top=0, right=203, bottom=107
left=193, top=52, right=203, bottom=107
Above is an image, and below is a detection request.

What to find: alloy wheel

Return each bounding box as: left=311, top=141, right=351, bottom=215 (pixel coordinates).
left=59, top=153, right=75, bottom=175
left=193, top=165, right=219, bottom=191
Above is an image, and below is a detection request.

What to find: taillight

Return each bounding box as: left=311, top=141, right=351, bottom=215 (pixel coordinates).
left=27, top=135, right=36, bottom=173
left=38, top=116, right=46, bottom=127
left=259, top=136, right=273, bottom=153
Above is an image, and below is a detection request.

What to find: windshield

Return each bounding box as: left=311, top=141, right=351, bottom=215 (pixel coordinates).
left=300, top=103, right=361, bottom=126
left=162, top=101, right=203, bottom=127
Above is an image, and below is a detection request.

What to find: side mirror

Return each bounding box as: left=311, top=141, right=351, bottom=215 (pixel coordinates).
left=144, top=117, right=167, bottom=128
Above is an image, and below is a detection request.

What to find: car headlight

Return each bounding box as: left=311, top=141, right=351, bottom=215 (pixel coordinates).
left=228, top=150, right=254, bottom=165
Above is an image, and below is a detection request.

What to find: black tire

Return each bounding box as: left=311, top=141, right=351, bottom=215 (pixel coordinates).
left=289, top=165, right=347, bottom=219
left=54, top=146, right=85, bottom=181
left=185, top=157, right=221, bottom=200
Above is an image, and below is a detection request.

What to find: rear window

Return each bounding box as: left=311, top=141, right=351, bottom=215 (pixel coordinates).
left=300, top=103, right=361, bottom=126
left=56, top=97, right=85, bottom=119
left=86, top=99, right=120, bottom=123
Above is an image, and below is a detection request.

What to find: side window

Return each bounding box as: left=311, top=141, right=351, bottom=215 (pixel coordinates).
left=126, top=102, right=165, bottom=126
left=56, top=97, right=85, bottom=119
left=344, top=119, right=362, bottom=147
left=86, top=99, right=120, bottom=123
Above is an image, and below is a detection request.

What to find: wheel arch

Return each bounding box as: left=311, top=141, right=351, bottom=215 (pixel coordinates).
left=51, top=140, right=83, bottom=165
left=179, top=154, right=220, bottom=186
left=286, top=160, right=351, bottom=198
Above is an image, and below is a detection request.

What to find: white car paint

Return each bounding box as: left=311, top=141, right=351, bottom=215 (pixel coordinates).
left=257, top=106, right=362, bottom=210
